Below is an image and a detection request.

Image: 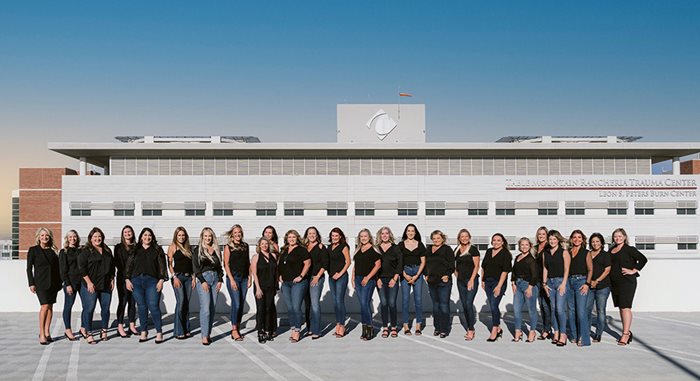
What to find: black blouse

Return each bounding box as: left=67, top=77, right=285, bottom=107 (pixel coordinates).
left=59, top=247, right=82, bottom=288
left=454, top=245, right=480, bottom=282
left=569, top=247, right=589, bottom=276
left=399, top=241, right=426, bottom=267
left=172, top=249, right=194, bottom=275
left=591, top=250, right=611, bottom=289
left=378, top=244, right=403, bottom=278
left=26, top=245, right=61, bottom=291
left=256, top=252, right=278, bottom=289
left=511, top=253, right=539, bottom=286
left=353, top=246, right=382, bottom=278
left=127, top=244, right=168, bottom=280
left=278, top=246, right=311, bottom=282
left=78, top=246, right=115, bottom=291
left=544, top=247, right=569, bottom=279
left=610, top=244, right=648, bottom=282
left=425, top=245, right=455, bottom=284
left=227, top=243, right=251, bottom=278
left=481, top=248, right=513, bottom=280
left=113, top=242, right=134, bottom=280
left=307, top=243, right=330, bottom=277
left=192, top=246, right=224, bottom=283
left=328, top=243, right=350, bottom=275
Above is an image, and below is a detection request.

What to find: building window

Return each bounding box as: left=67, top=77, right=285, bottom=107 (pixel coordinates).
left=71, top=209, right=91, bottom=216
left=143, top=209, right=163, bottom=216
left=495, top=208, right=515, bottom=216
left=355, top=208, right=375, bottom=216
left=214, top=209, right=234, bottom=216
left=607, top=208, right=627, bottom=215
left=256, top=209, right=276, bottom=216
left=185, top=209, right=205, bottom=216
left=398, top=208, right=418, bottom=216
left=468, top=208, right=488, bottom=216
left=538, top=208, right=557, bottom=215
left=565, top=208, right=585, bottom=215
left=426, top=208, right=446, bottom=216
left=635, top=243, right=655, bottom=250
left=114, top=209, right=135, bottom=216
left=678, top=243, right=697, bottom=250
left=677, top=208, right=697, bottom=215
left=634, top=208, right=654, bottom=215
left=327, top=209, right=347, bottom=216
left=284, top=208, right=304, bottom=216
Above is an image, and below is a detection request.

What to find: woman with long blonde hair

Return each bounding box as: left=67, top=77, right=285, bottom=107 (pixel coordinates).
left=58, top=229, right=81, bottom=341
left=26, top=227, right=61, bottom=345
left=376, top=226, right=402, bottom=338
left=510, top=237, right=539, bottom=342
left=454, top=228, right=480, bottom=341
left=223, top=224, right=251, bottom=341
left=352, top=228, right=381, bottom=340
left=193, top=227, right=224, bottom=345
left=609, top=228, right=647, bottom=346
left=167, top=226, right=194, bottom=339
left=534, top=226, right=552, bottom=340
left=278, top=229, right=311, bottom=343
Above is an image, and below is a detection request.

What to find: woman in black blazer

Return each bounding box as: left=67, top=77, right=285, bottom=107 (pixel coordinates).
left=58, top=230, right=82, bottom=341
left=26, top=227, right=62, bottom=345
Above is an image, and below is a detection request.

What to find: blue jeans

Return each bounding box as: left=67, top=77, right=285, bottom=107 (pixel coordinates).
left=428, top=280, right=452, bottom=333
left=378, top=277, right=399, bottom=327
left=547, top=277, right=567, bottom=334
left=538, top=288, right=552, bottom=333
left=328, top=273, right=348, bottom=324
left=483, top=278, right=506, bottom=328
left=567, top=276, right=591, bottom=346
left=79, top=285, right=112, bottom=332
left=308, top=274, right=325, bottom=334
left=401, top=265, right=425, bottom=326
left=456, top=276, right=479, bottom=331
left=281, top=279, right=308, bottom=331
left=355, top=276, right=377, bottom=325
left=62, top=283, right=81, bottom=329
left=196, top=271, right=220, bottom=338
left=587, top=286, right=610, bottom=338
left=131, top=275, right=163, bottom=333
left=226, top=274, right=248, bottom=326
left=513, top=279, right=539, bottom=332
left=172, top=274, right=192, bottom=337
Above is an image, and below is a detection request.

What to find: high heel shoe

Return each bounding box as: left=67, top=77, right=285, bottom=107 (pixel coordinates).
left=618, top=332, right=632, bottom=346
left=64, top=332, right=78, bottom=342
left=258, top=332, right=267, bottom=344
left=100, top=329, right=109, bottom=341
left=487, top=329, right=502, bottom=342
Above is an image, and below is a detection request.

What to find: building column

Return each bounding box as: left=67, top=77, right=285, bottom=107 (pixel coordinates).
left=103, top=164, right=109, bottom=175
left=79, top=157, right=87, bottom=176
left=673, top=157, right=681, bottom=175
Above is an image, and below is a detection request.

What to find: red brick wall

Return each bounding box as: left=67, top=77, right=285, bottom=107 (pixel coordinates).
left=681, top=160, right=700, bottom=175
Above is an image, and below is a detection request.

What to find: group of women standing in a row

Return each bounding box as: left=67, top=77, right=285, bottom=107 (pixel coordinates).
left=26, top=223, right=647, bottom=347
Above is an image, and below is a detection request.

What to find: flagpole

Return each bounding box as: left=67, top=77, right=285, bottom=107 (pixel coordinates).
left=398, top=85, right=401, bottom=121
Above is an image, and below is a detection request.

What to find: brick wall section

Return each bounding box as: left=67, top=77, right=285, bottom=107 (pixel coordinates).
left=18, top=168, right=77, bottom=259
left=681, top=160, right=700, bottom=175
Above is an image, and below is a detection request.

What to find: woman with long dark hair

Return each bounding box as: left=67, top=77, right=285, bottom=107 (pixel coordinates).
left=480, top=233, right=512, bottom=342
left=78, top=227, right=115, bottom=344
left=399, top=224, right=426, bottom=336
left=376, top=226, right=402, bottom=338
left=352, top=228, right=382, bottom=340
left=224, top=224, right=251, bottom=341
left=27, top=227, right=62, bottom=345
left=454, top=229, right=480, bottom=341
left=609, top=228, right=647, bottom=346
left=58, top=229, right=81, bottom=341
left=114, top=225, right=137, bottom=337
left=533, top=226, right=552, bottom=340
left=126, top=227, right=168, bottom=344
left=251, top=238, right=278, bottom=343
left=193, top=227, right=224, bottom=345
left=304, top=226, right=329, bottom=340
left=327, top=227, right=351, bottom=337
left=262, top=225, right=279, bottom=335
left=567, top=229, right=593, bottom=347
left=586, top=233, right=611, bottom=343
left=167, top=226, right=194, bottom=339
left=542, top=230, right=571, bottom=346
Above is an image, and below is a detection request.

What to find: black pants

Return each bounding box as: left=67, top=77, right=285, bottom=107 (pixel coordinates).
left=116, top=277, right=136, bottom=325
left=256, top=286, right=277, bottom=334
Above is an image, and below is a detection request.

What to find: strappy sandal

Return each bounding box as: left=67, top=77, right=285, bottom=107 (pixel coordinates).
left=381, top=328, right=389, bottom=338
left=403, top=325, right=412, bottom=336
left=414, top=326, right=422, bottom=336
left=100, top=329, right=109, bottom=341
left=390, top=328, right=398, bottom=338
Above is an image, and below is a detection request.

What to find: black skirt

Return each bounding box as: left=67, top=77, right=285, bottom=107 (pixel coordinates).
left=36, top=287, right=59, bottom=305
left=610, top=276, right=636, bottom=309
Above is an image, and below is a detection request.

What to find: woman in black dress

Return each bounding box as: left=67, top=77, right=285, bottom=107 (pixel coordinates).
left=58, top=230, right=81, bottom=341
left=26, top=227, right=62, bottom=345
left=167, top=226, right=195, bottom=339
left=534, top=226, right=552, bottom=340
left=251, top=237, right=278, bottom=343
left=376, top=226, right=402, bottom=338
left=262, top=225, right=280, bottom=335
left=114, top=225, right=137, bottom=337
left=78, top=227, right=115, bottom=344
left=609, top=228, right=648, bottom=346
left=454, top=228, right=480, bottom=341
left=425, top=230, right=455, bottom=338
left=480, top=233, right=512, bottom=342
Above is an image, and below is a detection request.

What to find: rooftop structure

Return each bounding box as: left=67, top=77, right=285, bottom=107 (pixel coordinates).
left=495, top=135, right=643, bottom=143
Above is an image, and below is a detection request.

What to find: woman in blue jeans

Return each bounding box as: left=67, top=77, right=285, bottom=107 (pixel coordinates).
left=304, top=227, right=329, bottom=339
left=511, top=237, right=539, bottom=342
left=376, top=226, right=402, bottom=338
left=480, top=233, right=512, bottom=342
left=327, top=227, right=351, bottom=337
left=126, top=227, right=168, bottom=344
left=58, top=230, right=82, bottom=341
left=586, top=233, right=611, bottom=342
left=453, top=229, right=480, bottom=341
left=542, top=230, right=571, bottom=347
left=167, top=226, right=194, bottom=339
left=223, top=224, right=251, bottom=341
left=567, top=230, right=593, bottom=347
left=193, top=227, right=224, bottom=346
left=278, top=230, right=311, bottom=343
left=425, top=230, right=455, bottom=338
left=78, top=227, right=115, bottom=344
left=352, top=228, right=382, bottom=340
left=398, top=224, right=426, bottom=336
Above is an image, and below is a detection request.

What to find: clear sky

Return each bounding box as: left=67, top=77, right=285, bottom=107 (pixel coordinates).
left=1, top=1, right=699, bottom=238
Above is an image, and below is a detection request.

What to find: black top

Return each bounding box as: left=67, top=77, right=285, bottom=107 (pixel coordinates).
left=544, top=247, right=569, bottom=279
left=591, top=250, right=612, bottom=289
left=328, top=242, right=350, bottom=275
left=256, top=252, right=278, bottom=289
left=113, top=242, right=134, bottom=280
left=481, top=248, right=513, bottom=280
left=127, top=244, right=168, bottom=280
left=307, top=243, right=330, bottom=277
left=425, top=245, right=455, bottom=284
left=227, top=243, right=251, bottom=278
left=511, top=254, right=539, bottom=286
left=353, top=246, right=382, bottom=278
left=26, top=245, right=61, bottom=291
left=278, top=246, right=311, bottom=282
left=399, top=241, right=427, bottom=267
left=78, top=246, right=115, bottom=291
left=172, top=249, right=194, bottom=275
left=610, top=244, right=648, bottom=282
left=59, top=247, right=82, bottom=288
left=454, top=245, right=481, bottom=282
left=569, top=247, right=589, bottom=276
left=534, top=245, right=547, bottom=283
left=378, top=244, right=403, bottom=278
left=192, top=246, right=224, bottom=283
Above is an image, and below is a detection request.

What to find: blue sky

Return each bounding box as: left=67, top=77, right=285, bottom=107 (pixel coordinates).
left=0, top=1, right=699, bottom=236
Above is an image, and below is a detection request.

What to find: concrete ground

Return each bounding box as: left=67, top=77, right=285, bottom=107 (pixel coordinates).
left=1, top=311, right=699, bottom=381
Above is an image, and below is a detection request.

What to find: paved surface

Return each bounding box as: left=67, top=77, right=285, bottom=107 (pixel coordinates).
left=1, top=311, right=699, bottom=381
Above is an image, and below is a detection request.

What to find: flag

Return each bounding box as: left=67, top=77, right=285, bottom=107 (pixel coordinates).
left=399, top=93, right=413, bottom=97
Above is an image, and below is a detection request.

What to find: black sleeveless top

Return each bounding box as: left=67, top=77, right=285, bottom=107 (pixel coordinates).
left=569, top=247, right=589, bottom=276
left=173, top=249, right=194, bottom=274
left=227, top=243, right=251, bottom=278
left=256, top=252, right=278, bottom=289
left=544, top=247, right=569, bottom=278
left=328, top=243, right=349, bottom=275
